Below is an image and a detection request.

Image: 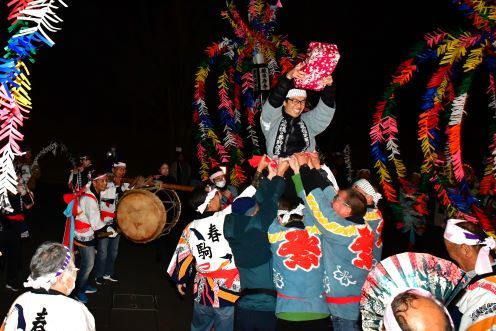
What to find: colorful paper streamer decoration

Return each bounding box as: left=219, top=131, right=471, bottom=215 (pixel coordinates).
left=192, top=0, right=299, bottom=186
left=0, top=0, right=69, bottom=211
left=370, top=0, right=496, bottom=231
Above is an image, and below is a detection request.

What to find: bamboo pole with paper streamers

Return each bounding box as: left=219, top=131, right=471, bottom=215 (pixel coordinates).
left=192, top=0, right=300, bottom=186
left=370, top=0, right=496, bottom=232
left=0, top=0, right=69, bottom=212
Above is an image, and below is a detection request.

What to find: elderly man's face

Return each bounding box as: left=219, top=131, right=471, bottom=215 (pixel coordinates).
left=444, top=239, right=476, bottom=271
left=63, top=261, right=78, bottom=295
left=283, top=97, right=306, bottom=118
left=332, top=191, right=352, bottom=218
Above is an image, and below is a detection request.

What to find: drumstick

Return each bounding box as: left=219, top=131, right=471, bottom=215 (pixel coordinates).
left=158, top=183, right=194, bottom=192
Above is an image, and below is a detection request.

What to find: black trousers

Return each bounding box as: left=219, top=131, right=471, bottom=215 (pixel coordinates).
left=276, top=317, right=330, bottom=331
left=0, top=221, right=22, bottom=284
left=236, top=308, right=277, bottom=331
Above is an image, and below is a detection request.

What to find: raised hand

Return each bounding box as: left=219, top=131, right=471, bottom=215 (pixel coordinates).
left=257, top=154, right=270, bottom=172
left=321, top=75, right=333, bottom=86
left=277, top=159, right=290, bottom=177
left=267, top=159, right=277, bottom=179
left=308, top=152, right=321, bottom=170
left=289, top=156, right=300, bottom=174
left=286, top=62, right=306, bottom=80
left=295, top=152, right=309, bottom=168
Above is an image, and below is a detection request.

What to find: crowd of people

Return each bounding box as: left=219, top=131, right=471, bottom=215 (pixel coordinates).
left=165, top=64, right=495, bottom=331
left=0, top=62, right=495, bottom=331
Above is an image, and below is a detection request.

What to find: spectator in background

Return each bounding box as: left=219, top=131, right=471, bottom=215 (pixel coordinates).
left=1, top=242, right=95, bottom=331
left=68, top=155, right=93, bottom=193
left=170, top=147, right=192, bottom=186
left=209, top=166, right=238, bottom=210
left=0, top=179, right=34, bottom=291
left=154, top=161, right=176, bottom=184
left=14, top=147, right=33, bottom=188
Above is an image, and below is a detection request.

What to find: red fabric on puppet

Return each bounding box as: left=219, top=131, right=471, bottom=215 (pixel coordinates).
left=294, top=42, right=340, bottom=91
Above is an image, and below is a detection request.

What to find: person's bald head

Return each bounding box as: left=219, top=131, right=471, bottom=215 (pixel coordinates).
left=384, top=290, right=453, bottom=331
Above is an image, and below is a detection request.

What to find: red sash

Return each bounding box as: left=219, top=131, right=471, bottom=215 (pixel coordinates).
left=199, top=268, right=239, bottom=288
left=325, top=296, right=361, bottom=304
left=5, top=214, right=25, bottom=221
left=100, top=210, right=115, bottom=221
left=63, top=192, right=97, bottom=247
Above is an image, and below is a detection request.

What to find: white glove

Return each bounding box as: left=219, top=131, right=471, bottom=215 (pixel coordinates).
left=106, top=226, right=118, bottom=238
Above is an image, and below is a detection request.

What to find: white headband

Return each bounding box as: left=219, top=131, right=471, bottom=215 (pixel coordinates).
left=354, top=179, right=382, bottom=206
left=383, top=287, right=453, bottom=331
left=209, top=170, right=224, bottom=182
left=278, top=204, right=305, bottom=225
left=196, top=188, right=218, bottom=214
left=113, top=162, right=126, bottom=168
left=286, top=88, right=307, bottom=99
left=24, top=247, right=72, bottom=291
left=90, top=171, right=107, bottom=181
left=444, top=218, right=496, bottom=275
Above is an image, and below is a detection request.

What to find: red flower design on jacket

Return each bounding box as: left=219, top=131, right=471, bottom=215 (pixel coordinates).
left=376, top=219, right=384, bottom=248
left=277, top=230, right=322, bottom=271
left=349, top=225, right=374, bottom=270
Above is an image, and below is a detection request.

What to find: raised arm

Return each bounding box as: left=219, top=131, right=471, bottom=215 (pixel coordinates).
left=259, top=160, right=288, bottom=229
left=291, top=162, right=358, bottom=243
left=260, top=64, right=304, bottom=133
left=301, top=78, right=336, bottom=136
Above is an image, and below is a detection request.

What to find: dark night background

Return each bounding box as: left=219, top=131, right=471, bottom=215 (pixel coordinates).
left=0, top=2, right=489, bottom=328
left=5, top=0, right=484, bottom=182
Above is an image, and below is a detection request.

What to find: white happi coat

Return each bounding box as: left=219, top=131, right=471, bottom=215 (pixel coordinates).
left=457, top=273, right=496, bottom=331
left=167, top=185, right=256, bottom=307
left=188, top=208, right=237, bottom=274
left=100, top=181, right=130, bottom=226
left=74, top=187, right=105, bottom=243
left=2, top=291, right=95, bottom=331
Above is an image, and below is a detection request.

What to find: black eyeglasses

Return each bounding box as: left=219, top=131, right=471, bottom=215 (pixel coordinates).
left=333, top=195, right=351, bottom=208
left=287, top=98, right=306, bottom=106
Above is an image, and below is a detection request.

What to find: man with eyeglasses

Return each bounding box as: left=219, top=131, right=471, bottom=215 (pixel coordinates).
left=289, top=153, right=373, bottom=331
left=260, top=62, right=336, bottom=159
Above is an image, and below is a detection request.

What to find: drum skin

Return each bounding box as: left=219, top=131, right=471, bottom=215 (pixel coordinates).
left=116, top=189, right=166, bottom=243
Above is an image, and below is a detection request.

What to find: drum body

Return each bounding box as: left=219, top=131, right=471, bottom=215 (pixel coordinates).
left=116, top=188, right=181, bottom=243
